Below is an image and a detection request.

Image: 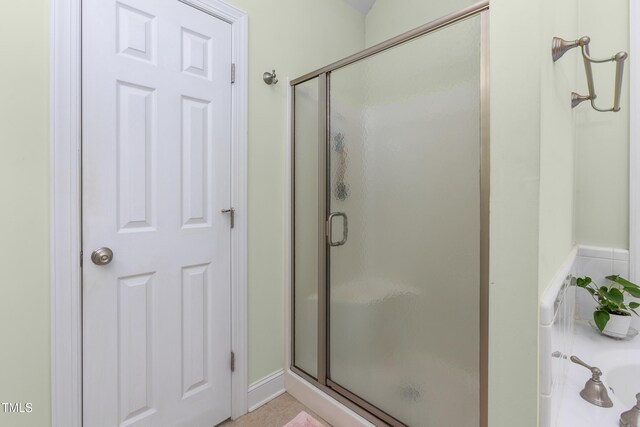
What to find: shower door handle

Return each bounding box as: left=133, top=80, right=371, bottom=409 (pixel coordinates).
left=327, top=212, right=348, bottom=247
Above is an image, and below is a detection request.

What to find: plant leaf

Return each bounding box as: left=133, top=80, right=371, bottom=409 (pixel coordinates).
left=594, top=310, right=610, bottom=332
left=606, top=275, right=640, bottom=290
left=600, top=289, right=613, bottom=303
left=576, top=277, right=592, bottom=287
left=606, top=275, right=640, bottom=297
left=608, top=288, right=624, bottom=305
left=630, top=302, right=640, bottom=309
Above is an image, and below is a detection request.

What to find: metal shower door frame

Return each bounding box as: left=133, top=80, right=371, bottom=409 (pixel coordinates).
left=290, top=2, right=490, bottom=425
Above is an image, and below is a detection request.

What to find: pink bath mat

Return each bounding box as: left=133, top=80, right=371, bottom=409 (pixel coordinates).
left=283, top=411, right=325, bottom=427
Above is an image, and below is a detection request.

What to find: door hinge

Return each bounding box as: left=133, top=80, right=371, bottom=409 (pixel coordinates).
left=231, top=351, right=235, bottom=372
left=221, top=207, right=235, bottom=228
left=231, top=63, right=236, bottom=84
left=80, top=250, right=83, bottom=267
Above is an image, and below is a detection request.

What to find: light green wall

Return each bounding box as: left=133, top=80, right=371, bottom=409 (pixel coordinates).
left=364, top=0, right=476, bottom=46
left=0, top=1, right=51, bottom=427
left=489, top=1, right=542, bottom=424
left=575, top=0, right=630, bottom=249
left=221, top=0, right=365, bottom=383
left=538, top=0, right=579, bottom=295
left=492, top=0, right=632, bottom=424
left=537, top=0, right=631, bottom=289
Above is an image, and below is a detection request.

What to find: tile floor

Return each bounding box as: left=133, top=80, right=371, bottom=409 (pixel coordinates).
left=218, top=393, right=331, bottom=427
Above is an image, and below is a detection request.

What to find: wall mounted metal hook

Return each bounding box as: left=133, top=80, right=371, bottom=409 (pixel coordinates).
left=263, top=69, right=278, bottom=85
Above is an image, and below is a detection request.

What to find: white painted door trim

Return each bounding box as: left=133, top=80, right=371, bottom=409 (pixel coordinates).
left=50, top=1, right=248, bottom=425
left=631, top=0, right=640, bottom=282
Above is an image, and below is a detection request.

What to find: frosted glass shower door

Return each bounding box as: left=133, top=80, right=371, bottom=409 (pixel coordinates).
left=327, top=16, right=483, bottom=426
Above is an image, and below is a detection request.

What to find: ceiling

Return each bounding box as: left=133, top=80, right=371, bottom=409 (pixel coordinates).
left=343, top=0, right=377, bottom=15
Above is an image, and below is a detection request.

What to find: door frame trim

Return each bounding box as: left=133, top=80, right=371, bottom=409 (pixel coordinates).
left=50, top=1, right=249, bottom=425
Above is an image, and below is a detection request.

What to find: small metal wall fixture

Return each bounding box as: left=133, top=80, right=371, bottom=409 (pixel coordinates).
left=552, top=36, right=628, bottom=112
left=263, top=69, right=278, bottom=85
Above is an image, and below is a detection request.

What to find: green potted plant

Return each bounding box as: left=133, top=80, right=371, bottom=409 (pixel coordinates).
left=576, top=275, right=640, bottom=337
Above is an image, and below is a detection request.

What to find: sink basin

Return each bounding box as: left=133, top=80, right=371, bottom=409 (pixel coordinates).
left=607, top=364, right=640, bottom=408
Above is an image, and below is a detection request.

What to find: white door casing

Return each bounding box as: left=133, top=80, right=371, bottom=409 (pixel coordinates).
left=82, top=0, right=234, bottom=425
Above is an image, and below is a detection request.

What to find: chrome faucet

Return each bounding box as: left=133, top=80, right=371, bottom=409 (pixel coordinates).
left=570, top=356, right=613, bottom=408
left=620, top=393, right=640, bottom=427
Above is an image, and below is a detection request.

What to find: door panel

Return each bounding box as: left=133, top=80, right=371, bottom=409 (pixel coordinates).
left=82, top=1, right=232, bottom=426
left=181, top=96, right=213, bottom=228
left=118, top=272, right=155, bottom=423
left=116, top=81, right=156, bottom=232
left=181, top=263, right=210, bottom=397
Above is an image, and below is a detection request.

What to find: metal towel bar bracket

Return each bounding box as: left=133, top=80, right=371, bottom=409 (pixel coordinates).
left=552, top=36, right=628, bottom=112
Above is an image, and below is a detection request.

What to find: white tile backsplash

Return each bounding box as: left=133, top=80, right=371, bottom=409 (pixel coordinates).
left=540, top=323, right=553, bottom=395
left=539, top=245, right=632, bottom=426
left=577, top=245, right=613, bottom=260
left=540, top=248, right=577, bottom=427
left=613, top=248, right=630, bottom=261
left=573, top=255, right=611, bottom=321
left=574, top=247, right=630, bottom=322
left=613, top=259, right=629, bottom=276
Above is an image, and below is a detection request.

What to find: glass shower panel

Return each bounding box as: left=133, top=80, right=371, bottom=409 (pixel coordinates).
left=328, top=16, right=482, bottom=426
left=294, top=78, right=320, bottom=378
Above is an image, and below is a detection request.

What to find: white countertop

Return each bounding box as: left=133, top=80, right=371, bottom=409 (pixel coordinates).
left=556, top=320, right=640, bottom=427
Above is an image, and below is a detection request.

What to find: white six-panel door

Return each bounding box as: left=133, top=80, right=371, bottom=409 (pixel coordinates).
left=82, top=0, right=232, bottom=425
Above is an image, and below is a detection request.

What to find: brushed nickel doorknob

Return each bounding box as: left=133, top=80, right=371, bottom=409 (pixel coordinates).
left=91, top=247, right=113, bottom=266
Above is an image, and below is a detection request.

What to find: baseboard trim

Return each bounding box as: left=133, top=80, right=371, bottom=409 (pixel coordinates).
left=248, top=369, right=285, bottom=412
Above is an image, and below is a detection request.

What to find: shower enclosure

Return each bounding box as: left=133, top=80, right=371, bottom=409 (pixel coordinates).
left=291, top=2, right=489, bottom=426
